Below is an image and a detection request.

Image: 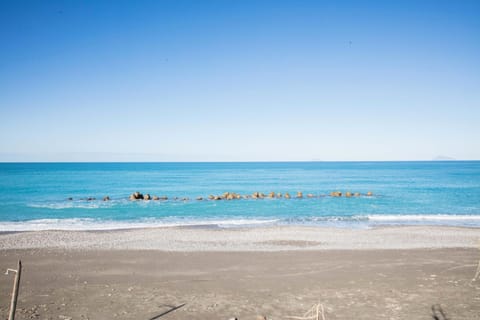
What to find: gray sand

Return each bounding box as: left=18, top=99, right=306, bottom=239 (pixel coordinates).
left=1, top=226, right=479, bottom=319
left=0, top=225, right=479, bottom=251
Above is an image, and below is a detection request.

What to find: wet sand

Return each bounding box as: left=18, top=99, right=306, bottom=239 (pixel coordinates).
left=0, top=226, right=479, bottom=319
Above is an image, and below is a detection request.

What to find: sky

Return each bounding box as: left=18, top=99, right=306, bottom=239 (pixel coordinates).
left=0, top=0, right=479, bottom=161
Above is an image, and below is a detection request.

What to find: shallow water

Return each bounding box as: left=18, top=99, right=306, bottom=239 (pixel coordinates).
left=0, top=161, right=479, bottom=230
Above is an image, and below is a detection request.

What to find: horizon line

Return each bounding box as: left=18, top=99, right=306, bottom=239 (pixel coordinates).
left=0, top=160, right=477, bottom=164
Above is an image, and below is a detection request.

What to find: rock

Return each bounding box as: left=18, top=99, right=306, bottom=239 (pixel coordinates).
left=284, top=192, right=291, bottom=199
left=87, top=197, right=95, bottom=201
left=129, top=192, right=144, bottom=200
left=276, top=193, right=282, bottom=198
left=268, top=192, right=275, bottom=198
left=296, top=191, right=303, bottom=198
left=226, top=193, right=234, bottom=200
left=103, top=196, right=110, bottom=201
left=307, top=193, right=314, bottom=198
left=252, top=192, right=259, bottom=199
left=345, top=192, right=352, bottom=197
left=153, top=196, right=160, bottom=200
left=214, top=196, right=222, bottom=200
left=330, top=191, right=342, bottom=197
left=182, top=197, right=189, bottom=201
left=354, top=192, right=361, bottom=197
left=259, top=193, right=265, bottom=199
left=67, top=197, right=73, bottom=201
left=256, top=316, right=267, bottom=320
left=367, top=191, right=373, bottom=196
left=208, top=195, right=214, bottom=200
left=196, top=197, right=203, bottom=201
left=144, top=194, right=151, bottom=200
left=159, top=196, right=168, bottom=200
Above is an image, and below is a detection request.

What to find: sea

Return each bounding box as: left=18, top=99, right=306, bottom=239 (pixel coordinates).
left=0, top=161, right=479, bottom=231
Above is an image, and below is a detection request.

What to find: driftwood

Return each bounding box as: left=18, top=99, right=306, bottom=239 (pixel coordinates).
left=431, top=304, right=449, bottom=320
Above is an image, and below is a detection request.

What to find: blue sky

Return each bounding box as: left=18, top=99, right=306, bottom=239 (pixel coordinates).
left=0, top=0, right=479, bottom=161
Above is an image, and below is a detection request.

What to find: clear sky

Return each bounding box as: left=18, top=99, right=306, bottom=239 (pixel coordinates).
left=0, top=0, right=479, bottom=161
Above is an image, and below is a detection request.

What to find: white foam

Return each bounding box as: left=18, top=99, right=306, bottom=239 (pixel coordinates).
left=367, top=214, right=480, bottom=221
left=0, top=218, right=280, bottom=232
left=28, top=203, right=102, bottom=209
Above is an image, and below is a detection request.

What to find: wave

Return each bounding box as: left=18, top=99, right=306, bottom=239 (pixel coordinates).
left=27, top=200, right=127, bottom=209
left=367, top=214, right=480, bottom=221
left=1, top=214, right=479, bottom=232
left=0, top=217, right=280, bottom=232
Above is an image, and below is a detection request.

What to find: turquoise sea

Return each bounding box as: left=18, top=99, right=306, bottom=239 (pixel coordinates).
left=0, top=161, right=479, bottom=231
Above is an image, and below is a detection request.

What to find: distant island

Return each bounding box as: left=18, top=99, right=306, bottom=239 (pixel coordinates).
left=433, top=155, right=456, bottom=161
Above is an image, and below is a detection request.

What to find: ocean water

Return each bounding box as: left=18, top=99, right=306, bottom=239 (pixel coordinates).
left=0, top=161, right=479, bottom=231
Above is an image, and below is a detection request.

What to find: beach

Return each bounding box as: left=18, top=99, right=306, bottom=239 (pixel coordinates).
left=1, top=226, right=480, bottom=319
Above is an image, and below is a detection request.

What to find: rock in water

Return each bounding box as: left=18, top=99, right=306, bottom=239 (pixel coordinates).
left=103, top=196, right=110, bottom=201
left=129, top=191, right=144, bottom=200
left=144, top=194, right=151, bottom=200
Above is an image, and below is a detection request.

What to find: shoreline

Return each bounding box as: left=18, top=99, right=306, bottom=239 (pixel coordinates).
left=1, top=225, right=479, bottom=251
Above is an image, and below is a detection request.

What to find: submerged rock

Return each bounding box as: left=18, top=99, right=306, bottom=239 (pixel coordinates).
left=296, top=191, right=303, bottom=198
left=152, top=196, right=160, bottom=200
left=367, top=191, right=373, bottom=196
left=103, top=196, right=110, bottom=201
left=284, top=192, right=291, bottom=199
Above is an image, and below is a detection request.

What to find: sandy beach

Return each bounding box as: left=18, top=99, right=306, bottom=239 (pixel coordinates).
left=1, top=225, right=479, bottom=251
left=0, top=226, right=479, bottom=319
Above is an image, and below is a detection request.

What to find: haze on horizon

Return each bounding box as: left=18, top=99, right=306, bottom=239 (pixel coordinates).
left=1, top=0, right=479, bottom=162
